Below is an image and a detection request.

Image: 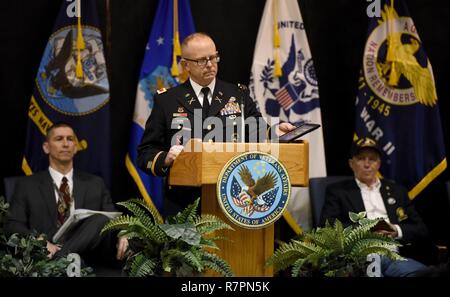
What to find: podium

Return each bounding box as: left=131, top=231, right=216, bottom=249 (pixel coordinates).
left=169, top=140, right=309, bottom=276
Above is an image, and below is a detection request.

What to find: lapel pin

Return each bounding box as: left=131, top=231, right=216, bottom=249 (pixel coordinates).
left=396, top=207, right=408, bottom=221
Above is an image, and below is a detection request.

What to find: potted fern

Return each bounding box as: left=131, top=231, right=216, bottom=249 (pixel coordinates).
left=267, top=212, right=403, bottom=277
left=101, top=198, right=234, bottom=277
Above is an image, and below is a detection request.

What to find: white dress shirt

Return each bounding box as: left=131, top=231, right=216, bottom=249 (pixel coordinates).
left=355, top=178, right=403, bottom=239
left=48, top=167, right=75, bottom=213
left=190, top=78, right=216, bottom=107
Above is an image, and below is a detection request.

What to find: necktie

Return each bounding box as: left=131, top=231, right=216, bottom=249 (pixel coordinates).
left=201, top=87, right=210, bottom=118
left=57, top=176, right=71, bottom=225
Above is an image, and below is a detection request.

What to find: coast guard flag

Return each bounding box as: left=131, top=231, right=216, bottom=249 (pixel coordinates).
left=354, top=0, right=446, bottom=199
left=23, top=0, right=111, bottom=185
left=126, top=0, right=195, bottom=212
left=250, top=0, right=326, bottom=233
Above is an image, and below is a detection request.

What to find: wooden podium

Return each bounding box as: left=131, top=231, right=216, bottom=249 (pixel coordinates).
left=168, top=139, right=309, bottom=276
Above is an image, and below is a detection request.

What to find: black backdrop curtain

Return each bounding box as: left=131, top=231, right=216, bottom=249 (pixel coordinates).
left=1, top=0, right=449, bottom=245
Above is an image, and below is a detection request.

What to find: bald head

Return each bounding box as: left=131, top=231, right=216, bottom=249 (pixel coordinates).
left=181, top=32, right=215, bottom=56
left=181, top=33, right=218, bottom=86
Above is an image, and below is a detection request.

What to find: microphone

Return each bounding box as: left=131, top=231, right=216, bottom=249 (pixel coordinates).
left=237, top=83, right=248, bottom=92
left=237, top=84, right=247, bottom=143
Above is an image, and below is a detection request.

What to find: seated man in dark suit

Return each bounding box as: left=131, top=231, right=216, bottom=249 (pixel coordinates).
left=320, top=137, right=428, bottom=277
left=5, top=122, right=128, bottom=263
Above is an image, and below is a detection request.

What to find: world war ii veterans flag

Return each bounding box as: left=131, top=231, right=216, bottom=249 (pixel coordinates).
left=126, top=0, right=195, bottom=212
left=250, top=0, right=326, bottom=233
left=23, top=0, right=111, bottom=185
left=354, top=0, right=446, bottom=199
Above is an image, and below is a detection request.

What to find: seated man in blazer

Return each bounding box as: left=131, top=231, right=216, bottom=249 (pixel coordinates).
left=320, top=137, right=429, bottom=277
left=5, top=122, right=128, bottom=262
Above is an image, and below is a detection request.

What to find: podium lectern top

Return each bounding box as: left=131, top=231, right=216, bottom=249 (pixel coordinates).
left=169, top=139, right=308, bottom=187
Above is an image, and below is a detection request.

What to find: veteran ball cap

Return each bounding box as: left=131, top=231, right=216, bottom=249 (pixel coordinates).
left=351, top=137, right=381, bottom=157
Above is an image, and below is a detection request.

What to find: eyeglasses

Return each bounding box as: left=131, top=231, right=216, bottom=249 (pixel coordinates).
left=182, top=53, right=220, bottom=66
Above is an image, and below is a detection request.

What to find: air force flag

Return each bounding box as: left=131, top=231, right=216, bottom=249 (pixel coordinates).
left=126, top=0, right=195, bottom=213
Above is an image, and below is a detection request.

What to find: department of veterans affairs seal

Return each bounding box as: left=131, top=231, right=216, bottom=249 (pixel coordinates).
left=217, top=152, right=291, bottom=229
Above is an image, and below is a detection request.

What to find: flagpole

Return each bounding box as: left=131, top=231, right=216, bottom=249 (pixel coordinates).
left=171, top=0, right=181, bottom=76
left=272, top=0, right=282, bottom=77
left=105, top=0, right=112, bottom=83
left=76, top=0, right=85, bottom=79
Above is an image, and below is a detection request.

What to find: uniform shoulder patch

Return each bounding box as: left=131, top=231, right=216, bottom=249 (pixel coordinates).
left=157, top=87, right=167, bottom=94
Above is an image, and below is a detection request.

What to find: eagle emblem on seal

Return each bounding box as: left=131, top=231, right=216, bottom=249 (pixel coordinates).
left=231, top=165, right=278, bottom=216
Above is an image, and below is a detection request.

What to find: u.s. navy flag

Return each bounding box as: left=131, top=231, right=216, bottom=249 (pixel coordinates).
left=126, top=0, right=195, bottom=212
left=23, top=0, right=111, bottom=184
left=355, top=0, right=447, bottom=199
left=250, top=0, right=326, bottom=233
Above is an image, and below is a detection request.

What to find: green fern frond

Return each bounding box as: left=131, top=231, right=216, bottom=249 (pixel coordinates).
left=268, top=251, right=305, bottom=272
left=195, top=215, right=234, bottom=235
left=116, top=200, right=157, bottom=228
left=290, top=258, right=307, bottom=277
left=113, top=220, right=167, bottom=244
left=201, top=251, right=234, bottom=277
left=181, top=249, right=204, bottom=272
left=268, top=240, right=322, bottom=272
left=199, top=238, right=219, bottom=249
left=200, top=234, right=234, bottom=249
left=291, top=240, right=325, bottom=255
left=357, top=231, right=401, bottom=244
left=118, top=199, right=163, bottom=224
left=351, top=245, right=404, bottom=262
left=349, top=239, right=402, bottom=259
left=308, top=227, right=342, bottom=252
left=129, top=253, right=157, bottom=277
left=342, top=225, right=354, bottom=237
left=351, top=238, right=397, bottom=251
left=344, top=221, right=378, bottom=248
left=101, top=215, right=140, bottom=234
left=304, top=250, right=331, bottom=268
left=175, top=198, right=200, bottom=224
left=139, top=225, right=169, bottom=244
left=117, top=230, right=141, bottom=241
left=333, top=220, right=345, bottom=251
left=161, top=249, right=203, bottom=273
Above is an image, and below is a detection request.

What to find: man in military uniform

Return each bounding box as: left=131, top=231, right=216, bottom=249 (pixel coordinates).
left=137, top=32, right=294, bottom=215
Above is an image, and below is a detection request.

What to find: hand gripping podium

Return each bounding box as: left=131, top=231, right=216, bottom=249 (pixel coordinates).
left=168, top=139, right=309, bottom=276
